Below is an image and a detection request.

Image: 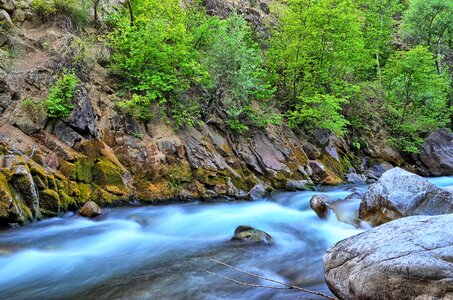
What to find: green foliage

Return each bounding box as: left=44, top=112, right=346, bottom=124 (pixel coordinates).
left=45, top=71, right=79, bottom=118
left=194, top=14, right=276, bottom=131
left=268, top=0, right=366, bottom=135
left=400, top=0, right=453, bottom=52
left=31, top=0, right=90, bottom=31
left=383, top=46, right=451, bottom=152
left=356, top=0, right=401, bottom=81
left=106, top=0, right=205, bottom=126
left=288, top=94, right=350, bottom=136
left=116, top=94, right=152, bottom=122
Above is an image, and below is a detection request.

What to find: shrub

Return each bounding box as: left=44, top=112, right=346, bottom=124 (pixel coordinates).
left=45, top=71, right=79, bottom=118
left=31, top=0, right=90, bottom=31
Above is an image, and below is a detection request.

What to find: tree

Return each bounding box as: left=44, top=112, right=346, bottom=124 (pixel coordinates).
left=400, top=0, right=453, bottom=71
left=383, top=46, right=450, bottom=152
left=267, top=0, right=367, bottom=135
left=106, top=0, right=205, bottom=124
left=194, top=14, right=275, bottom=132
left=356, top=0, right=401, bottom=86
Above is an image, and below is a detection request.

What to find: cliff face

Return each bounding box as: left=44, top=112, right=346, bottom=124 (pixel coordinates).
left=0, top=1, right=405, bottom=226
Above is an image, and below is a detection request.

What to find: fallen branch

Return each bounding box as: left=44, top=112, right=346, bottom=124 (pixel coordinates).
left=208, top=259, right=337, bottom=300
left=206, top=271, right=288, bottom=290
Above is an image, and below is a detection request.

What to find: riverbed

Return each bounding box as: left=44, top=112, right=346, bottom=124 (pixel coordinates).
left=0, top=177, right=452, bottom=300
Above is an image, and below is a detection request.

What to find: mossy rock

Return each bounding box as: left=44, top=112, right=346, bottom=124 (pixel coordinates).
left=47, top=175, right=58, bottom=191
left=32, top=175, right=47, bottom=190
left=93, top=159, right=125, bottom=187
left=58, top=190, right=77, bottom=211
left=231, top=225, right=272, bottom=244
left=59, top=161, right=77, bottom=180
left=76, top=182, right=92, bottom=203
left=75, top=157, right=95, bottom=183
left=39, top=189, right=61, bottom=213
left=93, top=188, right=121, bottom=205
left=68, top=181, right=79, bottom=196
left=164, top=161, right=193, bottom=183
left=0, top=173, right=12, bottom=220
left=28, top=163, right=48, bottom=186
left=55, top=176, right=69, bottom=194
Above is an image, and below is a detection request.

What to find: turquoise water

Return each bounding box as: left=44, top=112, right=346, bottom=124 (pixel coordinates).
left=0, top=176, right=451, bottom=300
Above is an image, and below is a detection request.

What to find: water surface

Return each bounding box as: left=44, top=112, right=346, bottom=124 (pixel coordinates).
left=0, top=177, right=451, bottom=300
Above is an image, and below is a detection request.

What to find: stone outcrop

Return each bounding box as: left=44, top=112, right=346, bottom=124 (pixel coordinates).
left=420, top=129, right=453, bottom=176
left=359, top=167, right=453, bottom=226
left=324, top=214, right=453, bottom=300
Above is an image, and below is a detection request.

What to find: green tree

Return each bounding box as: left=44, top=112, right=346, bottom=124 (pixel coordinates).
left=400, top=0, right=453, bottom=54
left=356, top=0, right=401, bottom=86
left=194, top=14, right=276, bottom=132
left=106, top=0, right=206, bottom=124
left=268, top=0, right=367, bottom=135
left=383, top=46, right=450, bottom=152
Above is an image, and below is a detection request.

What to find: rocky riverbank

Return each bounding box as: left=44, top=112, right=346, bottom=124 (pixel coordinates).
left=320, top=168, right=453, bottom=299
left=0, top=0, right=414, bottom=227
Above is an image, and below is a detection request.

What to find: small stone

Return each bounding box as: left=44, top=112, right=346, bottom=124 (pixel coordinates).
left=79, top=201, right=102, bottom=218
left=231, top=225, right=272, bottom=244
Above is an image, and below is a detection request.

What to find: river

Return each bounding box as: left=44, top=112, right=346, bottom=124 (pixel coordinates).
left=0, top=176, right=452, bottom=300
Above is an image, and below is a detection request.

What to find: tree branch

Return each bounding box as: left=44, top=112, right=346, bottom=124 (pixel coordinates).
left=208, top=259, right=337, bottom=300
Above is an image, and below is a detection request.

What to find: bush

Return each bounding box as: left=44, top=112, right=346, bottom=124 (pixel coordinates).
left=31, top=0, right=90, bottom=31
left=45, top=71, right=79, bottom=118
left=287, top=94, right=350, bottom=136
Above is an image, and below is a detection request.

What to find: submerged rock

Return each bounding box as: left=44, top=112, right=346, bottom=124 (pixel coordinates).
left=359, top=167, right=453, bottom=226
left=310, top=194, right=332, bottom=219
left=79, top=201, right=102, bottom=218
left=231, top=225, right=272, bottom=244
left=420, top=129, right=453, bottom=176
left=324, top=214, right=453, bottom=300
left=310, top=193, right=362, bottom=227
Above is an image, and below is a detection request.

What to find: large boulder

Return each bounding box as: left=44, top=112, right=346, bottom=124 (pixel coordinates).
left=359, top=167, right=453, bottom=226
left=324, top=214, right=453, bottom=300
left=420, top=129, right=453, bottom=176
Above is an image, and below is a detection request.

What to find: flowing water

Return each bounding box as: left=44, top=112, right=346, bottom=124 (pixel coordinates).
left=0, top=176, right=452, bottom=300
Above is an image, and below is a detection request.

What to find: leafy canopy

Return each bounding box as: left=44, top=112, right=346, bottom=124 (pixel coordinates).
left=383, top=46, right=451, bottom=152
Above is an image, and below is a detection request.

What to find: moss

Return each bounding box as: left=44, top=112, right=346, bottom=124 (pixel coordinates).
left=75, top=157, right=94, bottom=183
left=0, top=173, right=12, bottom=219
left=93, top=159, right=125, bottom=187
left=76, top=183, right=92, bottom=203
left=47, top=175, right=57, bottom=190
left=93, top=187, right=120, bottom=205
left=28, top=163, right=48, bottom=186
left=14, top=198, right=34, bottom=224
left=59, top=161, right=77, bottom=180
left=164, top=161, right=193, bottom=183
left=58, top=191, right=77, bottom=211
left=53, top=172, right=70, bottom=196
left=33, top=175, right=47, bottom=190
left=68, top=181, right=79, bottom=196
left=39, top=189, right=61, bottom=213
